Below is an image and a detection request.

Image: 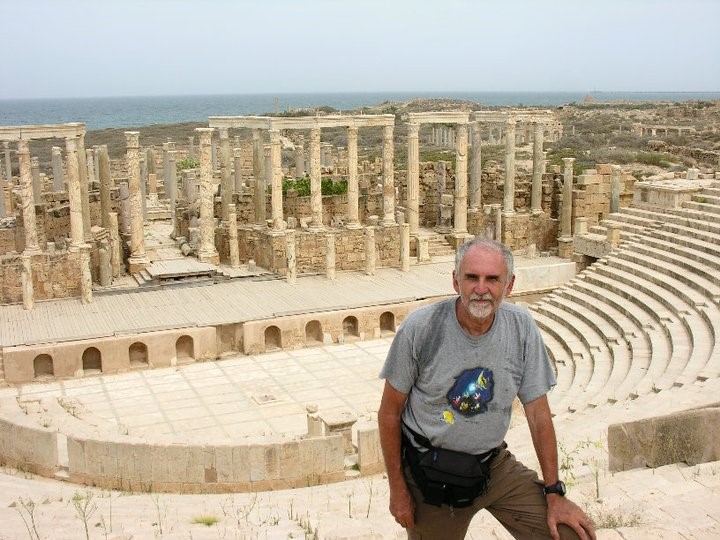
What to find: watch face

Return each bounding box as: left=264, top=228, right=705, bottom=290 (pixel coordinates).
left=545, top=481, right=566, bottom=496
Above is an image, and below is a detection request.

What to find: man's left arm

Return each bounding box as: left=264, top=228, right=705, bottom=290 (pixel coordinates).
left=524, top=395, right=596, bottom=540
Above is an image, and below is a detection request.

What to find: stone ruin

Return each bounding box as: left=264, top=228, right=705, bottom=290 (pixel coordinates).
left=1, top=109, right=719, bottom=494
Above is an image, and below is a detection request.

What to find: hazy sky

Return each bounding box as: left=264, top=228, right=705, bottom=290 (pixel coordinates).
left=3, top=0, right=719, bottom=100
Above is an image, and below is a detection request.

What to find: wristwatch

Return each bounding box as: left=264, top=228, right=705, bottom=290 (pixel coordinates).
left=543, top=480, right=567, bottom=496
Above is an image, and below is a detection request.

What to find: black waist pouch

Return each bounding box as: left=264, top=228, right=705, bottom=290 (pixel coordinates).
left=403, top=430, right=497, bottom=508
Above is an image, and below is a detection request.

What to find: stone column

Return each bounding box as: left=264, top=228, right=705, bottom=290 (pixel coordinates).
left=30, top=156, right=42, bottom=203
left=503, top=119, right=516, bottom=214
left=0, top=144, right=6, bottom=218
left=400, top=222, right=410, bottom=272
left=21, top=254, right=34, bottom=310
left=269, top=129, right=284, bottom=230
left=453, top=124, right=468, bottom=235
left=228, top=203, right=240, bottom=268
left=77, top=134, right=91, bottom=241
left=125, top=131, right=148, bottom=272
left=561, top=157, right=575, bottom=238
left=436, top=161, right=447, bottom=226
left=346, top=126, right=360, bottom=228
left=233, top=147, right=243, bottom=191
left=364, top=227, right=376, bottom=276
left=18, top=140, right=40, bottom=254
left=381, top=124, right=396, bottom=226
left=219, top=127, right=232, bottom=222
left=188, top=136, right=195, bottom=159
left=610, top=165, right=622, bottom=214
left=196, top=128, right=220, bottom=264
left=98, top=145, right=112, bottom=229
left=65, top=137, right=85, bottom=249
left=51, top=146, right=65, bottom=191
left=325, top=233, right=336, bottom=280
left=3, top=142, right=11, bottom=185
left=92, top=145, right=100, bottom=182
left=252, top=129, right=266, bottom=225
left=469, top=121, right=482, bottom=212
left=309, top=127, right=323, bottom=228
left=98, top=239, right=111, bottom=287
left=295, top=141, right=305, bottom=178
left=168, top=151, right=178, bottom=237
left=140, top=155, right=147, bottom=219
left=285, top=229, right=297, bottom=284
left=85, top=148, right=96, bottom=190
left=79, top=246, right=92, bottom=304
left=109, top=212, right=122, bottom=277
left=531, top=122, right=544, bottom=215
left=406, top=122, right=420, bottom=236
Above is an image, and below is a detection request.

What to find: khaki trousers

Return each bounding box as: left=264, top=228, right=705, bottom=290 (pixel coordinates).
left=404, top=446, right=580, bottom=540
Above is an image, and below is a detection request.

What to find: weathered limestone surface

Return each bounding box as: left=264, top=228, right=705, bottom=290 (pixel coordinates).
left=609, top=407, right=720, bottom=471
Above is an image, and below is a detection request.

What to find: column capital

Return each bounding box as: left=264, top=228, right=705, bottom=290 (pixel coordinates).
left=407, top=122, right=420, bottom=137
left=218, top=127, right=229, bottom=139
left=17, top=139, right=30, bottom=154
left=124, top=131, right=140, bottom=148
left=562, top=157, right=575, bottom=168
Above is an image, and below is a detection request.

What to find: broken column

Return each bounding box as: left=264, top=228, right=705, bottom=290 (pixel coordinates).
left=309, top=127, right=323, bottom=228
left=531, top=122, right=544, bottom=215
left=406, top=121, right=420, bottom=236
left=503, top=118, right=516, bottom=214
left=381, top=124, right=395, bottom=226
left=125, top=131, right=149, bottom=273
left=196, top=127, right=220, bottom=264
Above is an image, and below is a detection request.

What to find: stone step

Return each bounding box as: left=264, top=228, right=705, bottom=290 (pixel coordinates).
left=684, top=199, right=720, bottom=216
left=529, top=308, right=599, bottom=413
left=692, top=192, right=720, bottom=205
left=541, top=330, right=575, bottom=395
left=621, top=242, right=720, bottom=302
left=569, top=277, right=669, bottom=400
left=542, top=294, right=633, bottom=408
left=609, top=250, right=712, bottom=308
left=588, top=264, right=701, bottom=392
left=648, top=228, right=720, bottom=260
left=133, top=268, right=154, bottom=287
left=670, top=206, right=720, bottom=226
left=641, top=234, right=720, bottom=273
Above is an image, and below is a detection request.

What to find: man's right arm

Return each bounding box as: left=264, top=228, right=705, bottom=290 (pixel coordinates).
left=378, top=380, right=415, bottom=529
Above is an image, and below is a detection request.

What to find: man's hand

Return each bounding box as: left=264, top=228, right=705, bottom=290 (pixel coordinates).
left=546, top=495, right=596, bottom=540
left=389, top=481, right=415, bottom=529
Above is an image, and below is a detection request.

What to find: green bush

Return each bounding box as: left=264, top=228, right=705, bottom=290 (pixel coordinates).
left=279, top=176, right=348, bottom=196
left=176, top=156, right=199, bottom=173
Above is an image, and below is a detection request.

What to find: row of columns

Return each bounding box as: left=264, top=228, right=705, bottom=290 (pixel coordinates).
left=236, top=124, right=395, bottom=233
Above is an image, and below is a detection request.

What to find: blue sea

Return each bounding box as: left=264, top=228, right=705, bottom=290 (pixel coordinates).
left=1, top=91, right=719, bottom=131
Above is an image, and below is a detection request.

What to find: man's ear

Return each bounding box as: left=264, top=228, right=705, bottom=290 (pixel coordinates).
left=452, top=270, right=460, bottom=294
left=505, top=274, right=515, bottom=296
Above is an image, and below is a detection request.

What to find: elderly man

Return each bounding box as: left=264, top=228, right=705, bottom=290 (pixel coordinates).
left=378, top=238, right=595, bottom=539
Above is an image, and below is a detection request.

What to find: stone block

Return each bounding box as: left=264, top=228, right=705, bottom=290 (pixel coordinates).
left=608, top=407, right=720, bottom=472
left=357, top=426, right=385, bottom=475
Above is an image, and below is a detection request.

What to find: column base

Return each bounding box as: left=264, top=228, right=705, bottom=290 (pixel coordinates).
left=128, top=255, right=150, bottom=274
left=557, top=236, right=574, bottom=259
left=345, top=222, right=362, bottom=230
left=197, top=251, right=220, bottom=265
left=531, top=209, right=544, bottom=216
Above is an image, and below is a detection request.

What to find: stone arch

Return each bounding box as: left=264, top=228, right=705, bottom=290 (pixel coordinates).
left=380, top=311, right=396, bottom=334
left=264, top=325, right=282, bottom=351
left=305, top=320, right=323, bottom=345
left=176, top=335, right=195, bottom=364
left=129, top=342, right=149, bottom=367
left=342, top=316, right=359, bottom=339
left=33, top=354, right=54, bottom=379
left=82, top=347, right=102, bottom=373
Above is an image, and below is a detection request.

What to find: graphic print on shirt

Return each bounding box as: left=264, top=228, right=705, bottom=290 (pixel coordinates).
left=445, top=367, right=494, bottom=420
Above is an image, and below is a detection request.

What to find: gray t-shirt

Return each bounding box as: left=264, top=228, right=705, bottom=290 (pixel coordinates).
left=380, top=298, right=556, bottom=454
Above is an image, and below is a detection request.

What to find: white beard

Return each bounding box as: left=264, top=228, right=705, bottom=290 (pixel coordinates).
left=466, top=295, right=496, bottom=320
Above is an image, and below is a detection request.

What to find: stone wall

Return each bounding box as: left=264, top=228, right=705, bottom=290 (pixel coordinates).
left=0, top=411, right=58, bottom=478
left=3, top=326, right=217, bottom=383
left=0, top=250, right=83, bottom=304
left=608, top=407, right=720, bottom=472
left=67, top=433, right=345, bottom=494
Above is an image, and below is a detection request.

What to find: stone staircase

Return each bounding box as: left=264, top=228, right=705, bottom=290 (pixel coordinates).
left=427, top=232, right=455, bottom=258
left=531, top=181, right=720, bottom=418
